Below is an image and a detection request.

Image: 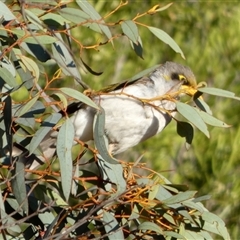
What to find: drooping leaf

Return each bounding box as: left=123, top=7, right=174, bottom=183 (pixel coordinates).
left=130, top=64, right=159, bottom=81
left=197, top=109, right=231, bottom=128
left=198, top=87, right=240, bottom=100
left=0, top=67, right=18, bottom=87
left=53, top=93, right=68, bottom=110
left=77, top=0, right=112, bottom=41
left=52, top=33, right=82, bottom=83
left=11, top=160, right=28, bottom=214
left=0, top=2, right=16, bottom=21
left=94, top=108, right=126, bottom=192
left=0, top=56, right=16, bottom=77
left=121, top=20, right=139, bottom=44
left=155, top=3, right=173, bottom=12
left=176, top=102, right=210, bottom=138
left=164, top=231, right=184, bottom=239
left=24, top=35, right=56, bottom=44
left=162, top=191, right=197, bottom=205
left=19, top=55, right=40, bottom=82
left=194, top=97, right=212, bottom=114
left=103, top=211, right=125, bottom=238
left=41, top=12, right=70, bottom=26
left=25, top=9, right=44, bottom=30
left=148, top=26, right=185, bottom=59
left=60, top=87, right=99, bottom=109
left=56, top=118, right=75, bottom=201
left=138, top=221, right=163, bottom=234
left=130, top=36, right=144, bottom=59
left=58, top=8, right=89, bottom=24
left=201, top=212, right=230, bottom=239
left=29, top=113, right=62, bottom=155
left=16, top=95, right=39, bottom=117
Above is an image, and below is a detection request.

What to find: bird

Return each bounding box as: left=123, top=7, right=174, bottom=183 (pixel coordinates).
left=39, top=61, right=197, bottom=159
left=11, top=61, right=197, bottom=167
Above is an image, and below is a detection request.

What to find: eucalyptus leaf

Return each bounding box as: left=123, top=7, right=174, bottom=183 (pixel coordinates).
left=58, top=8, right=89, bottom=24
left=138, top=221, right=163, bottom=234
left=198, top=87, right=240, bottom=100
left=11, top=160, right=28, bottom=214
left=162, top=191, right=197, bottom=205
left=197, top=109, right=231, bottom=128
left=16, top=95, right=39, bottom=117
left=60, top=87, right=99, bottom=109
left=176, top=102, right=210, bottom=138
left=0, top=67, right=18, bottom=87
left=77, top=0, right=112, bottom=41
left=148, top=26, right=185, bottom=59
left=29, top=113, right=62, bottom=155
left=121, top=20, right=139, bottom=44
left=56, top=118, right=75, bottom=201
left=24, top=35, right=56, bottom=44
left=103, top=211, right=124, bottom=238
left=130, top=36, right=144, bottom=58
left=52, top=33, right=82, bottom=83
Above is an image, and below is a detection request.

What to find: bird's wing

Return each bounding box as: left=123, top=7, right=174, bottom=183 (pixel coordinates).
left=99, top=64, right=160, bottom=93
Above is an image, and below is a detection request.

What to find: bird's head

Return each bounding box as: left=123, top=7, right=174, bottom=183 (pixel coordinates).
left=150, top=61, right=197, bottom=97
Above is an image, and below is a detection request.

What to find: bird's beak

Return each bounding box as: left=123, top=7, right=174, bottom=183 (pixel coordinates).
left=180, top=84, right=198, bottom=96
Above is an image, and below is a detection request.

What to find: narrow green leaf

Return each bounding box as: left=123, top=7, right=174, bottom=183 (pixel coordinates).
left=103, top=211, right=124, bottom=238
left=77, top=0, right=112, bottom=40
left=94, top=108, right=117, bottom=165
left=198, top=87, right=240, bottom=100
left=56, top=118, right=75, bottom=201
left=53, top=93, right=68, bottom=110
left=0, top=67, right=18, bottom=87
left=94, top=108, right=126, bottom=192
left=52, top=33, right=82, bottom=82
left=121, top=20, right=139, bottom=44
left=176, top=102, right=210, bottom=138
left=20, top=55, right=40, bottom=81
left=130, top=37, right=144, bottom=58
left=17, top=95, right=39, bottom=117
left=29, top=113, right=62, bottom=155
left=155, top=3, right=173, bottom=12
left=25, top=9, right=44, bottom=30
left=130, top=64, right=159, bottom=81
left=197, top=109, right=231, bottom=128
left=1, top=56, right=16, bottom=77
left=164, top=231, right=184, bottom=239
left=11, top=160, right=28, bottom=214
left=24, top=35, right=56, bottom=44
left=148, top=26, right=185, bottom=59
left=0, top=2, right=16, bottom=21
left=162, top=191, right=197, bottom=205
left=41, top=13, right=70, bottom=25
left=138, top=221, right=163, bottom=234
left=184, top=231, right=205, bottom=240
left=183, top=200, right=205, bottom=214
left=202, top=212, right=230, bottom=239
left=59, top=8, right=89, bottom=24
left=163, top=213, right=177, bottom=225
left=194, top=97, right=212, bottom=114
left=60, top=87, right=99, bottom=109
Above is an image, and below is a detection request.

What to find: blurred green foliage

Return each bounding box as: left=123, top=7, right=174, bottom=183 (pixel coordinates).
left=72, top=1, right=240, bottom=238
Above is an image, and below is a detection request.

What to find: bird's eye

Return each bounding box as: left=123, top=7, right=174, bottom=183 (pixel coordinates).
left=178, top=74, right=186, bottom=81
left=171, top=73, right=188, bottom=83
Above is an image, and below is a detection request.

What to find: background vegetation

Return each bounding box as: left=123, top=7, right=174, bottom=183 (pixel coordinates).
left=0, top=0, right=239, bottom=239
left=76, top=2, right=240, bottom=237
